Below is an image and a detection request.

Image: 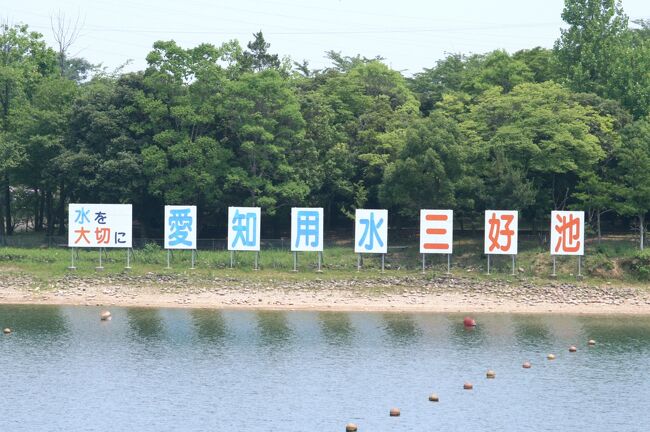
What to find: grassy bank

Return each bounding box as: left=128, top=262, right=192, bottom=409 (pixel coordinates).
left=1, top=234, right=650, bottom=288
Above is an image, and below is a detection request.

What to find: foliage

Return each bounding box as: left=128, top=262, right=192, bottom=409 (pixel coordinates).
left=3, top=8, right=650, bottom=244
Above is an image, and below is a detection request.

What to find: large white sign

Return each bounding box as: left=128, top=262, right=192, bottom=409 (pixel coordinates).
left=164, top=206, right=197, bottom=250
left=68, top=204, right=132, bottom=248
left=227, top=207, right=261, bottom=251
left=291, top=207, right=323, bottom=252
left=550, top=210, right=584, bottom=256
left=354, top=209, right=388, bottom=254
left=420, top=209, right=453, bottom=254
left=484, top=210, right=518, bottom=255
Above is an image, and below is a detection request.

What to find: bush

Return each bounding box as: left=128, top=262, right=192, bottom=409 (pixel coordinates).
left=627, top=249, right=650, bottom=280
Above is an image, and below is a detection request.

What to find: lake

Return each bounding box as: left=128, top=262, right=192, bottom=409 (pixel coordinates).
left=1, top=305, right=649, bottom=431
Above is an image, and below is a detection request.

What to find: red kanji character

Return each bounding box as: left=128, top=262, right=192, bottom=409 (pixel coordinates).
left=95, top=227, right=111, bottom=244
left=487, top=213, right=515, bottom=252
left=74, top=227, right=91, bottom=245
left=554, top=214, right=581, bottom=253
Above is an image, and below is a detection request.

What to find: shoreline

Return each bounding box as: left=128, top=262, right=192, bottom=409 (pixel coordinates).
left=1, top=274, right=649, bottom=314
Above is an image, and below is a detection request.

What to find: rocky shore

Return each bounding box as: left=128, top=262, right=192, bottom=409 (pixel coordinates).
left=1, top=273, right=649, bottom=314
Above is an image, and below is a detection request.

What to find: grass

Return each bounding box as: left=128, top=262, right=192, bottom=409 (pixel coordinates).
left=1, top=234, right=649, bottom=288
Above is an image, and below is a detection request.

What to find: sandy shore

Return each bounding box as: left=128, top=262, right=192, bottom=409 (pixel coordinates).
left=1, top=273, right=650, bottom=314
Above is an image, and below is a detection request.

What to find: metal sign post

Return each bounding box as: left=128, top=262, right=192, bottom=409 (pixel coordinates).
left=230, top=251, right=234, bottom=268
left=422, top=254, right=426, bottom=274
left=68, top=249, right=76, bottom=270
left=317, top=252, right=323, bottom=272
left=166, top=250, right=171, bottom=269
left=446, top=254, right=451, bottom=275
left=357, top=254, right=361, bottom=272
left=511, top=255, right=516, bottom=276
left=292, top=252, right=298, bottom=272
left=552, top=256, right=557, bottom=277
left=577, top=256, right=582, bottom=278
left=254, top=252, right=259, bottom=271
left=486, top=255, right=491, bottom=275
left=96, top=248, right=104, bottom=271
left=191, top=250, right=196, bottom=269
left=125, top=248, right=132, bottom=270
left=381, top=254, right=385, bottom=272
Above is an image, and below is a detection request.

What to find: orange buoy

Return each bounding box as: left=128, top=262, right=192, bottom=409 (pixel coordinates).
left=486, top=369, right=496, bottom=379
left=428, top=393, right=439, bottom=402
left=345, top=424, right=358, bottom=432
left=100, top=310, right=112, bottom=321
left=463, top=382, right=473, bottom=390
left=463, top=317, right=476, bottom=327
left=569, top=346, right=577, bottom=353
left=547, top=354, right=556, bottom=360
left=522, top=361, right=532, bottom=369
left=389, top=408, right=400, bottom=417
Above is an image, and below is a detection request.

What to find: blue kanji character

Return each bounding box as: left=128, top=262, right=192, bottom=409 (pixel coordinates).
left=358, top=212, right=384, bottom=251
left=168, top=208, right=193, bottom=247
left=74, top=207, right=90, bottom=224
left=295, top=210, right=320, bottom=248
left=231, top=209, right=257, bottom=248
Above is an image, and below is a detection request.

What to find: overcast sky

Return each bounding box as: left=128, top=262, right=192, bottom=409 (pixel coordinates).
left=4, top=0, right=650, bottom=76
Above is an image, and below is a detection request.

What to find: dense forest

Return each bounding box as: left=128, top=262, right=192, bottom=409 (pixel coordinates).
left=1, top=0, right=650, bottom=243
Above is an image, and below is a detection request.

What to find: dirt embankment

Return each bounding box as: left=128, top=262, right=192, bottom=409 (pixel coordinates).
left=0, top=273, right=649, bottom=314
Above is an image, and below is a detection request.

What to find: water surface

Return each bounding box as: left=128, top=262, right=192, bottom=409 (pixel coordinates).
left=1, top=305, right=649, bottom=431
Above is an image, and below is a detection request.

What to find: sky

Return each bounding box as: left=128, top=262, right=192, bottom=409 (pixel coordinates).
left=4, top=0, right=650, bottom=76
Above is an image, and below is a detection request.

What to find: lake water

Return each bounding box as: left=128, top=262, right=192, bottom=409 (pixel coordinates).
left=1, top=305, right=649, bottom=431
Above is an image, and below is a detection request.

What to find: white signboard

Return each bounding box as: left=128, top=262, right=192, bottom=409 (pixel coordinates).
left=354, top=209, right=388, bottom=254
left=227, top=207, right=261, bottom=251
left=68, top=204, right=132, bottom=248
left=164, top=205, right=197, bottom=250
left=484, top=210, right=518, bottom=255
left=420, top=209, right=453, bottom=254
left=550, top=210, right=584, bottom=256
left=291, top=207, right=324, bottom=252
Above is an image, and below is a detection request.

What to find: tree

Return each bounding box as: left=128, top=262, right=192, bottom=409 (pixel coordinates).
left=462, top=82, right=613, bottom=227
left=241, top=31, right=281, bottom=72
left=0, top=23, right=56, bottom=236
left=555, top=0, right=628, bottom=96
left=614, top=118, right=650, bottom=249
left=218, top=69, right=313, bottom=215
left=379, top=112, right=466, bottom=219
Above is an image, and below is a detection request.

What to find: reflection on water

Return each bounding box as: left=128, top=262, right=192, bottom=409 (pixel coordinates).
left=0, top=305, right=68, bottom=340
left=382, top=313, right=421, bottom=344
left=256, top=311, right=293, bottom=347
left=127, top=308, right=165, bottom=340
left=447, top=314, right=488, bottom=348
left=578, top=315, right=650, bottom=354
left=318, top=312, right=354, bottom=345
left=512, top=315, right=553, bottom=348
left=190, top=309, right=228, bottom=343
left=1, top=306, right=650, bottom=432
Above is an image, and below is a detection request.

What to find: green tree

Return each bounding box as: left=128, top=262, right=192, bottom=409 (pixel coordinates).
left=379, top=112, right=466, bottom=219
left=555, top=0, right=628, bottom=96
left=0, top=23, right=56, bottom=236
left=614, top=117, right=650, bottom=249
left=463, top=82, right=612, bottom=228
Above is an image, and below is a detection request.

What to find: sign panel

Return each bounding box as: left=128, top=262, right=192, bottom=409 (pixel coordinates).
left=164, top=206, right=197, bottom=250
left=484, top=210, right=518, bottom=255
left=420, top=210, right=453, bottom=254
left=550, top=210, right=584, bottom=256
left=291, top=207, right=324, bottom=252
left=68, top=204, right=132, bottom=248
left=227, top=207, right=261, bottom=251
left=354, top=209, right=388, bottom=254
